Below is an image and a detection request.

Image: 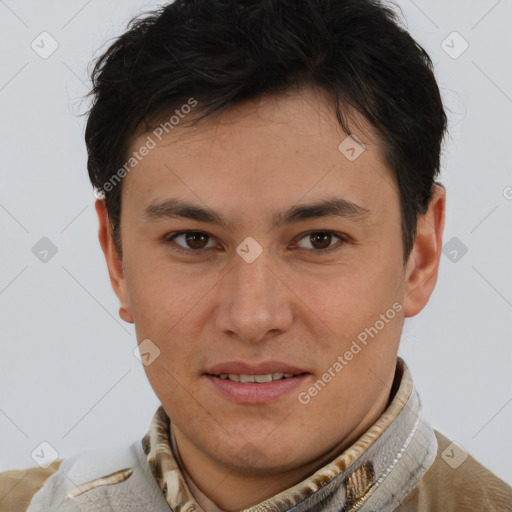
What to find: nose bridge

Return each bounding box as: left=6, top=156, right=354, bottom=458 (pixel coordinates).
left=216, top=246, right=292, bottom=343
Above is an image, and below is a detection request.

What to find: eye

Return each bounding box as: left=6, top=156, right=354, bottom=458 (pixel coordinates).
left=166, top=231, right=217, bottom=254
left=294, top=231, right=348, bottom=253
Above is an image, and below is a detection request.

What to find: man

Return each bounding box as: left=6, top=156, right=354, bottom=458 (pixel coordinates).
left=1, top=0, right=511, bottom=510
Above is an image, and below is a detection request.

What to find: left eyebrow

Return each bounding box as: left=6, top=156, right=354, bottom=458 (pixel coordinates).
left=271, top=197, right=372, bottom=228
left=141, top=196, right=372, bottom=230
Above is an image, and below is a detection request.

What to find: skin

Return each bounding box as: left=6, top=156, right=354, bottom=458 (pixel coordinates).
left=96, top=86, right=445, bottom=511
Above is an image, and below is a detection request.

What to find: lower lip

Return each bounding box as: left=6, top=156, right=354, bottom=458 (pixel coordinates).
left=205, top=374, right=309, bottom=404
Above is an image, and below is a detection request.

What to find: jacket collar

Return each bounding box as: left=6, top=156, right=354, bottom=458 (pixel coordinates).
left=141, top=357, right=437, bottom=512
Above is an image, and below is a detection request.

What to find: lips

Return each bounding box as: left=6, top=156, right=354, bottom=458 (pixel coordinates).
left=205, top=373, right=309, bottom=404
left=205, top=361, right=307, bottom=376
left=204, top=361, right=310, bottom=403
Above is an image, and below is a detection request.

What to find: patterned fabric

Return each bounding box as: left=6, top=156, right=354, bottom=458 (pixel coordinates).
left=141, top=357, right=438, bottom=512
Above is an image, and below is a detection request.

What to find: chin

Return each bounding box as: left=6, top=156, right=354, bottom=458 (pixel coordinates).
left=211, top=432, right=306, bottom=473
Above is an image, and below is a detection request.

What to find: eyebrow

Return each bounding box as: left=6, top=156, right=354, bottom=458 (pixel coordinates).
left=142, top=197, right=372, bottom=230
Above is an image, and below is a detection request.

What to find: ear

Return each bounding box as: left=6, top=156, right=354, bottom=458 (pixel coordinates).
left=95, top=199, right=134, bottom=324
left=403, top=184, right=446, bottom=318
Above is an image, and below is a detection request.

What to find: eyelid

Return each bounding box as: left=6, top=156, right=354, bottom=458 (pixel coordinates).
left=165, top=230, right=350, bottom=255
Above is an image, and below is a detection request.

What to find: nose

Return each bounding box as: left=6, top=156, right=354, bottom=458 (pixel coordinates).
left=215, top=249, right=293, bottom=344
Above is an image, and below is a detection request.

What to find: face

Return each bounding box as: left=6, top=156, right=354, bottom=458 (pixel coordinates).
left=97, top=86, right=445, bottom=477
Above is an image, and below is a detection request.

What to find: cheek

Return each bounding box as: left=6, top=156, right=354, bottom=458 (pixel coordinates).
left=297, top=268, right=383, bottom=331
left=124, top=259, right=217, bottom=368
left=123, top=254, right=201, bottom=330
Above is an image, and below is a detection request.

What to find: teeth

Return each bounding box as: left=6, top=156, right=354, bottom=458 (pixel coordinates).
left=216, top=373, right=297, bottom=383
left=254, top=374, right=272, bottom=383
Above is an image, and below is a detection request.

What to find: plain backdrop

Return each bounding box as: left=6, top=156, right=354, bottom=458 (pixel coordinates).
left=0, top=0, right=511, bottom=486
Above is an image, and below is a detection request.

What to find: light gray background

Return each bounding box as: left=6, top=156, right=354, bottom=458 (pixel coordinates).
left=1, top=0, right=511, bottom=486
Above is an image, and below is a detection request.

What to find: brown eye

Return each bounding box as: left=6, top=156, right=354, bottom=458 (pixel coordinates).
left=184, top=232, right=210, bottom=249
left=167, top=232, right=216, bottom=252
left=296, top=231, right=344, bottom=251
left=310, top=232, right=333, bottom=249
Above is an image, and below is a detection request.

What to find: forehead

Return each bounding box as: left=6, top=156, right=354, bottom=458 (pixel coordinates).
left=122, top=87, right=397, bottom=223
left=134, top=87, right=382, bottom=154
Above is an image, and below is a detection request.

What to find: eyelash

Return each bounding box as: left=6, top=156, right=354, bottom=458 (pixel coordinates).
left=164, top=230, right=350, bottom=256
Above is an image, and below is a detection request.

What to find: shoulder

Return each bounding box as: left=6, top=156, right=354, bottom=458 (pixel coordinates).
left=0, top=442, right=137, bottom=512
left=4, top=440, right=170, bottom=512
left=0, top=460, right=62, bottom=512
left=397, top=429, right=512, bottom=512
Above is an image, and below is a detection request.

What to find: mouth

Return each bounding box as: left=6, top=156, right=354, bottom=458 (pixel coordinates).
left=206, top=372, right=308, bottom=383
left=204, top=362, right=310, bottom=404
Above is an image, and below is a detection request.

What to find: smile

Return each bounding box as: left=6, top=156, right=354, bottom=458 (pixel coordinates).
left=205, top=370, right=310, bottom=404
left=210, top=372, right=304, bottom=383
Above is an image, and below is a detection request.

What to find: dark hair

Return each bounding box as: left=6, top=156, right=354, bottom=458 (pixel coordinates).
left=85, top=0, right=447, bottom=265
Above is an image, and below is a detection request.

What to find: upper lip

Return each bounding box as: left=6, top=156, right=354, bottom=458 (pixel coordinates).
left=205, top=361, right=308, bottom=375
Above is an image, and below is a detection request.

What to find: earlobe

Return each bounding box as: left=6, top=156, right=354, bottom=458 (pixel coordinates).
left=403, top=184, right=446, bottom=318
left=119, top=306, right=134, bottom=323
left=95, top=199, right=134, bottom=324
